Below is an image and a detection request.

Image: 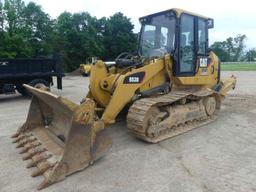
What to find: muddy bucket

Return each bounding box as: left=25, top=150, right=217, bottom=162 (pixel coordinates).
left=12, top=85, right=112, bottom=190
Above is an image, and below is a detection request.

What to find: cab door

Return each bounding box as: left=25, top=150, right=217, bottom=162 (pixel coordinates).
left=173, top=14, right=218, bottom=87
left=176, top=13, right=196, bottom=76
left=197, top=18, right=210, bottom=76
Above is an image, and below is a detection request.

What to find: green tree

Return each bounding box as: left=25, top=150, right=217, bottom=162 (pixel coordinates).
left=22, top=2, right=55, bottom=57
left=210, top=41, right=230, bottom=62
left=233, top=34, right=247, bottom=61
left=210, top=34, right=247, bottom=62
left=54, top=11, right=73, bottom=70
left=0, top=0, right=26, bottom=57
left=245, top=49, right=256, bottom=61
left=0, top=0, right=8, bottom=57
left=55, top=12, right=105, bottom=71
left=0, top=0, right=4, bottom=31
left=3, top=0, right=25, bottom=37
left=102, top=12, right=137, bottom=60
left=0, top=0, right=55, bottom=57
left=0, top=0, right=138, bottom=71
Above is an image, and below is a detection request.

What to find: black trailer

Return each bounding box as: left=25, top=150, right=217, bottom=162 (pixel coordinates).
left=0, top=57, right=64, bottom=96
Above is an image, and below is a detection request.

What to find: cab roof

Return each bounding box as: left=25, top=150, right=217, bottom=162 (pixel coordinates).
left=139, top=8, right=211, bottom=21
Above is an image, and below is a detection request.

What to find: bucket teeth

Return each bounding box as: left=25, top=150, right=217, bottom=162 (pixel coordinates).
left=26, top=161, right=36, bottom=168
left=16, top=137, right=37, bottom=148
left=12, top=134, right=26, bottom=143
left=11, top=132, right=20, bottom=138
left=22, top=148, right=46, bottom=160
left=37, top=179, right=50, bottom=190
left=12, top=133, right=33, bottom=143
left=31, top=162, right=53, bottom=177
left=19, top=141, right=41, bottom=154
left=10, top=94, right=110, bottom=190
left=27, top=153, right=52, bottom=168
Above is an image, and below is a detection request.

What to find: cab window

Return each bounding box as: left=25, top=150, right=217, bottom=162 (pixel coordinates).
left=140, top=14, right=176, bottom=57
left=198, top=19, right=207, bottom=55
left=179, top=14, right=195, bottom=74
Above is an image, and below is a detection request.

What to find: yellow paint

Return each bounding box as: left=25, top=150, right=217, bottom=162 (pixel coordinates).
left=86, top=10, right=231, bottom=125
left=172, top=8, right=211, bottom=19
left=80, top=64, right=92, bottom=75
left=89, top=51, right=221, bottom=124
left=171, top=52, right=219, bottom=88
left=89, top=61, right=111, bottom=107
left=100, top=60, right=165, bottom=124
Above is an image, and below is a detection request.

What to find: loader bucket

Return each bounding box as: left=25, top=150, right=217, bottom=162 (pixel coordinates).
left=11, top=85, right=112, bottom=190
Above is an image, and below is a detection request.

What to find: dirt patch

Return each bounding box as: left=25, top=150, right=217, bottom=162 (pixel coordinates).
left=223, top=94, right=256, bottom=112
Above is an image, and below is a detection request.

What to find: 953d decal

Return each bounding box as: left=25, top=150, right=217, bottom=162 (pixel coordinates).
left=123, top=72, right=145, bottom=84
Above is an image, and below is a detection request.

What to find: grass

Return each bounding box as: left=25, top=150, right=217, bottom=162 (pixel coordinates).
left=221, top=63, right=256, bottom=71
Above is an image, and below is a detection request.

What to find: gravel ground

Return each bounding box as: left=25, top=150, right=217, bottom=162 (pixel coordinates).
left=0, top=71, right=256, bottom=192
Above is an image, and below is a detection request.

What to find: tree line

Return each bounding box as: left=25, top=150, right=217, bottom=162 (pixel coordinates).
left=210, top=34, right=256, bottom=62
left=0, top=0, right=137, bottom=71
left=0, top=0, right=255, bottom=72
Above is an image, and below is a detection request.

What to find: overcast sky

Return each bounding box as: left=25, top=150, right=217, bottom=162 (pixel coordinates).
left=25, top=0, right=256, bottom=48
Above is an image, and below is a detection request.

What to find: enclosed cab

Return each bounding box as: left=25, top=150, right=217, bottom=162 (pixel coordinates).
left=139, top=8, right=219, bottom=87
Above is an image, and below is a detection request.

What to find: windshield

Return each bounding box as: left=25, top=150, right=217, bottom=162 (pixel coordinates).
left=139, top=13, right=176, bottom=58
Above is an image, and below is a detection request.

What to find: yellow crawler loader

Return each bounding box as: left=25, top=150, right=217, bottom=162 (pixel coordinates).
left=12, top=8, right=236, bottom=190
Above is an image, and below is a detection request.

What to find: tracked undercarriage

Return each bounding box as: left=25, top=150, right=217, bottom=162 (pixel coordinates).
left=11, top=8, right=237, bottom=190
left=127, top=89, right=221, bottom=143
